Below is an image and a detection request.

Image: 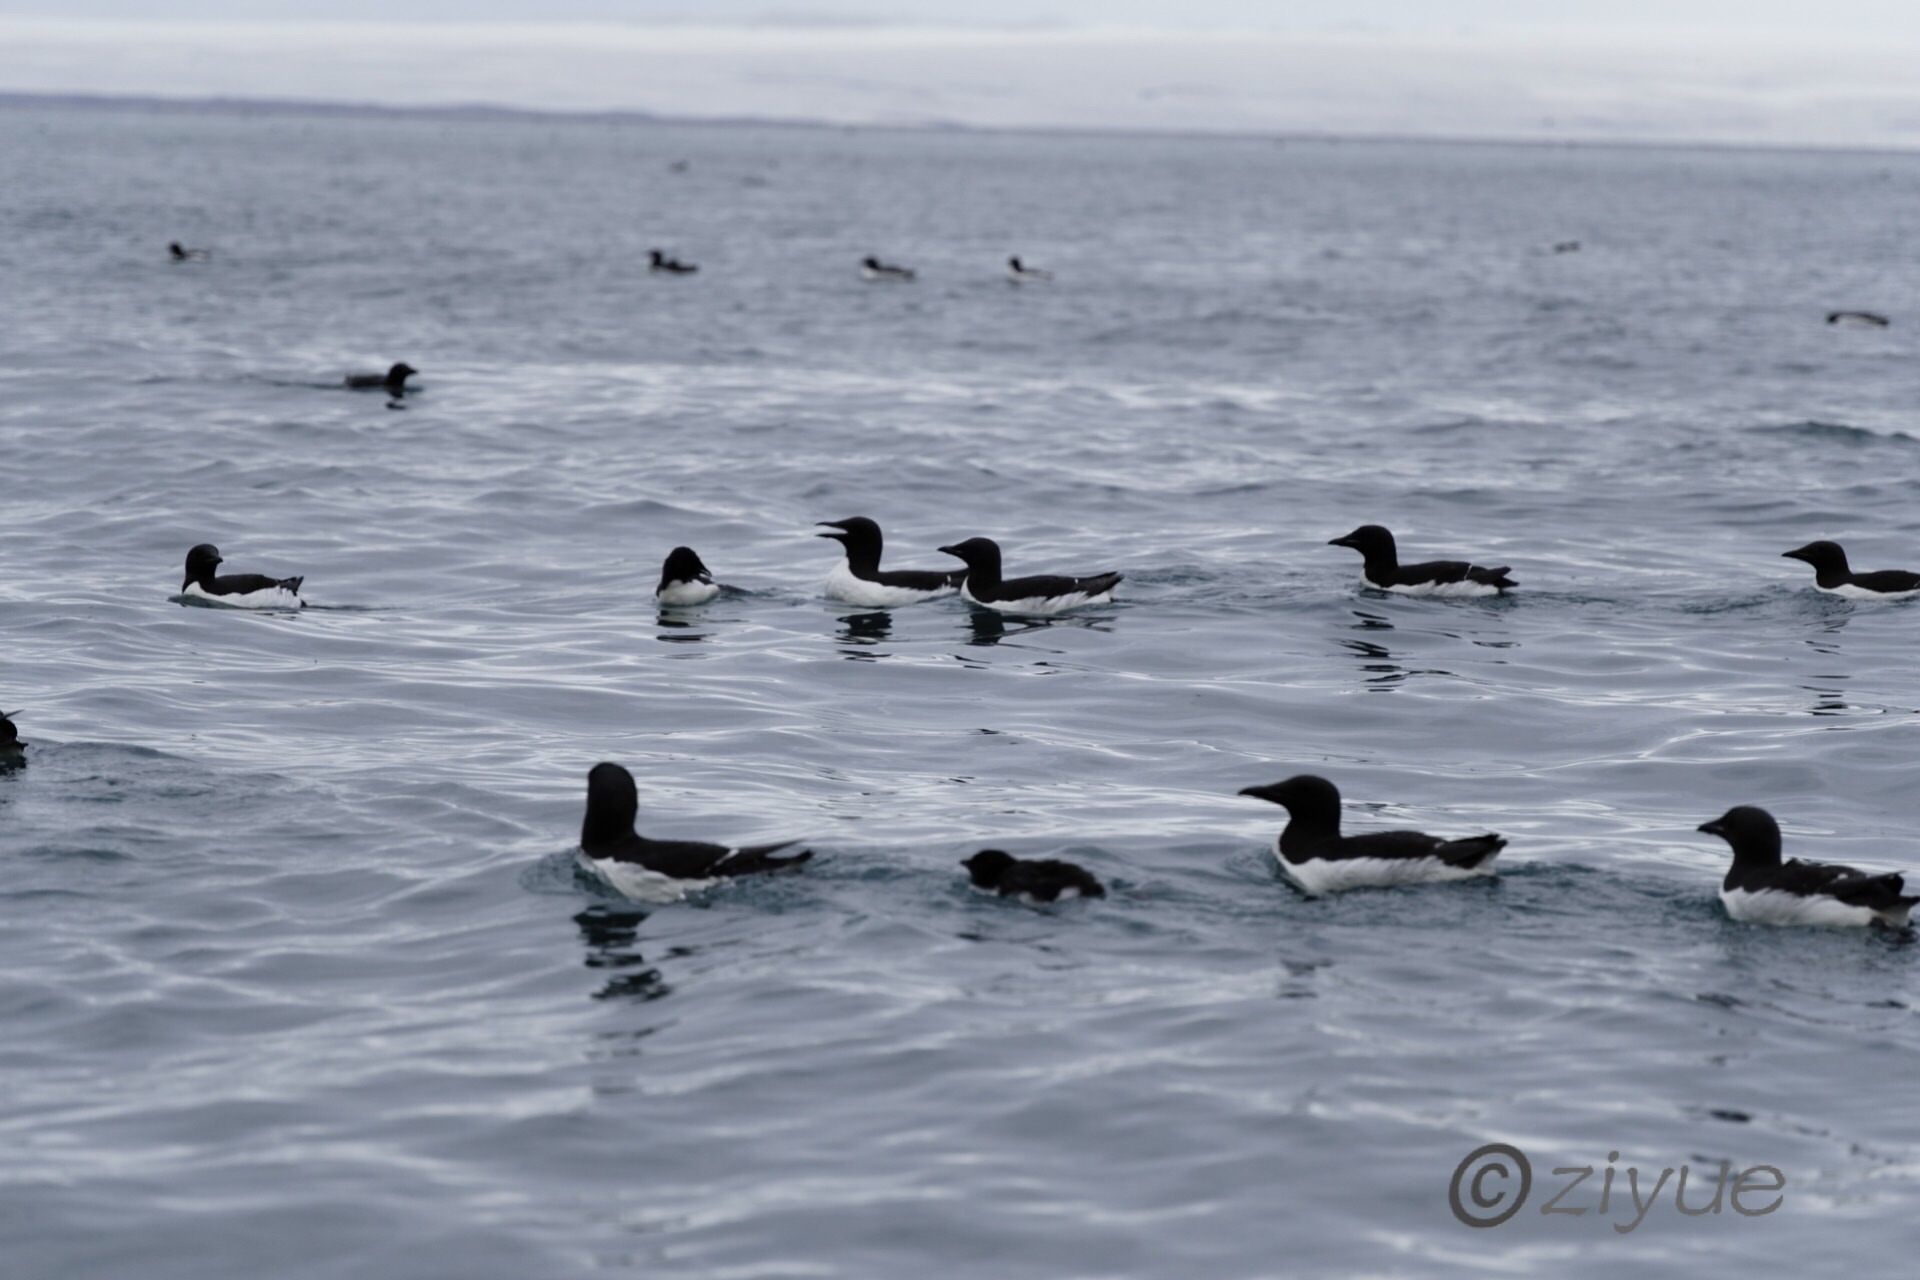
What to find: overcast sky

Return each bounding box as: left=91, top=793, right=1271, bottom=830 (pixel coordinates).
left=6, top=4, right=1920, bottom=147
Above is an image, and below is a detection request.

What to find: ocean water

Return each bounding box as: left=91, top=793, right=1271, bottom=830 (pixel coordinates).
left=3, top=102, right=1918, bottom=1278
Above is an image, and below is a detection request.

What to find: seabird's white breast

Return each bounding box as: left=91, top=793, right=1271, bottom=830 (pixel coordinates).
left=824, top=560, right=953, bottom=608
left=180, top=582, right=305, bottom=610
left=656, top=579, right=720, bottom=607
left=1720, top=886, right=1886, bottom=927
left=1278, top=846, right=1500, bottom=895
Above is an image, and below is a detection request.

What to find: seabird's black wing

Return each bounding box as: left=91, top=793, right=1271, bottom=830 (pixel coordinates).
left=1773, top=859, right=1916, bottom=910
left=713, top=841, right=813, bottom=877
left=874, top=567, right=968, bottom=591
left=1329, top=830, right=1504, bottom=866
left=593, top=835, right=733, bottom=879
left=993, top=571, right=1123, bottom=600
left=1397, top=559, right=1515, bottom=590
left=211, top=572, right=302, bottom=595
left=1850, top=569, right=1920, bottom=594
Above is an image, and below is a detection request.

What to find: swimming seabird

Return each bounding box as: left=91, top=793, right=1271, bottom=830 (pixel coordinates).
left=656, top=546, right=721, bottom=607
left=344, top=363, right=418, bottom=395
left=179, top=543, right=305, bottom=608
left=578, top=762, right=812, bottom=898
left=1698, top=805, right=1915, bottom=928
left=1782, top=540, right=1920, bottom=600
left=962, top=849, right=1105, bottom=902
left=937, top=536, right=1121, bottom=616
left=817, top=516, right=964, bottom=607
left=1238, top=774, right=1506, bottom=895
left=0, top=710, right=25, bottom=758
left=861, top=256, right=916, bottom=282
left=1007, top=256, right=1054, bottom=283
left=1329, top=525, right=1515, bottom=597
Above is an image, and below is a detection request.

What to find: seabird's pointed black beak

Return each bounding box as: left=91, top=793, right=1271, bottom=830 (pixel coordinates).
left=1238, top=784, right=1280, bottom=802
left=1697, top=819, right=1726, bottom=837
left=1780, top=549, right=1806, bottom=561
left=937, top=544, right=960, bottom=557
left=1328, top=535, right=1355, bottom=548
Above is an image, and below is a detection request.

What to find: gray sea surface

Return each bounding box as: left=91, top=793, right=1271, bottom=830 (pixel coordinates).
left=2, top=103, right=1918, bottom=1278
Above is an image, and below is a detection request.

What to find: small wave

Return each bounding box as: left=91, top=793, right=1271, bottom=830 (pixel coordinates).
left=1755, top=420, right=1917, bottom=446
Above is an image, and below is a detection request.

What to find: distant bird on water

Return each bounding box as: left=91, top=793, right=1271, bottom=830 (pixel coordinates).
left=344, top=362, right=417, bottom=395
left=168, top=241, right=210, bottom=261
left=861, top=256, right=916, bottom=282
left=1328, top=524, right=1515, bottom=597
left=649, top=249, right=698, bottom=274
left=179, top=543, right=305, bottom=609
left=1007, top=256, right=1054, bottom=282
left=938, top=536, right=1121, bottom=616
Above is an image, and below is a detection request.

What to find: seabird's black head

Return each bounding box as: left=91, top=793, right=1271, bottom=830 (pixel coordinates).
left=0, top=709, right=24, bottom=751
left=386, top=363, right=417, bottom=385
left=169, top=242, right=186, bottom=259
left=1009, top=256, right=1022, bottom=270
left=937, top=537, right=1003, bottom=572
left=650, top=250, right=665, bottom=265
left=817, top=516, right=883, bottom=567
left=659, top=546, right=713, bottom=586
left=1782, top=540, right=1848, bottom=573
left=962, top=849, right=1016, bottom=887
left=862, top=256, right=881, bottom=269
left=583, top=762, right=640, bottom=849
left=1698, top=805, right=1782, bottom=867
left=1238, top=774, right=1342, bottom=815
left=816, top=516, right=880, bottom=544
left=184, top=543, right=223, bottom=586
left=1329, top=525, right=1396, bottom=557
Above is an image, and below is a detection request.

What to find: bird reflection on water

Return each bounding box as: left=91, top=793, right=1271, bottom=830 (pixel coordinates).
left=576, top=905, right=673, bottom=1002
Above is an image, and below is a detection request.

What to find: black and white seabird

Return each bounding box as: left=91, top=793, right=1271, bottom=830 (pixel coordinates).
left=1329, top=525, right=1515, bottom=597
left=1827, top=310, right=1890, bottom=328
left=938, top=537, right=1121, bottom=616
left=1698, top=805, right=1915, bottom=928
left=1238, top=774, right=1506, bottom=895
left=962, top=849, right=1105, bottom=902
left=655, top=546, right=721, bottom=607
left=649, top=249, right=698, bottom=274
left=861, top=256, right=916, bottom=282
left=1782, top=540, right=1920, bottom=601
left=168, top=241, right=210, bottom=261
left=1007, top=256, right=1053, bottom=283
left=579, top=762, right=811, bottom=899
left=817, top=516, right=964, bottom=607
left=344, top=362, right=418, bottom=395
left=180, top=544, right=305, bottom=608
